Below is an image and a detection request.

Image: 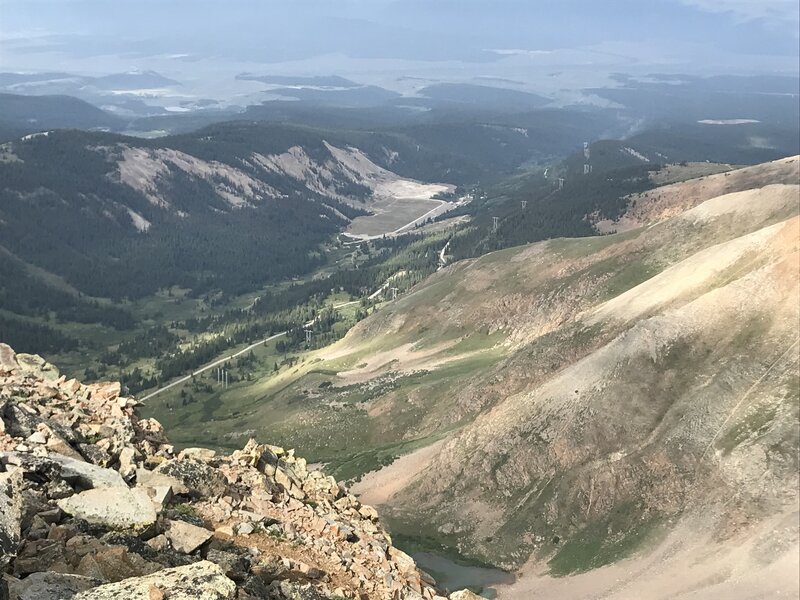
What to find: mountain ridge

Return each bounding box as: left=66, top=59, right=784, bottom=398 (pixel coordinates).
left=0, top=342, right=481, bottom=599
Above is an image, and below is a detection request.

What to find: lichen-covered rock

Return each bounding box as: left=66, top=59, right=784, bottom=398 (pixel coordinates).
left=57, top=487, right=157, bottom=529
left=73, top=561, right=236, bottom=600
left=11, top=571, right=99, bottom=600
left=154, top=458, right=227, bottom=499
left=0, top=468, right=22, bottom=566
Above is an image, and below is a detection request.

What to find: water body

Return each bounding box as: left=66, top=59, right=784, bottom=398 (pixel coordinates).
left=412, top=552, right=515, bottom=599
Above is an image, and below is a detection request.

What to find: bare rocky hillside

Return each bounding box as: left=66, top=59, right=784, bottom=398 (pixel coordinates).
left=294, top=157, right=799, bottom=597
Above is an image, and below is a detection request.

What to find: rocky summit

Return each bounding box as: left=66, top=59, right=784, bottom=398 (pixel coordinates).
left=0, top=343, right=461, bottom=600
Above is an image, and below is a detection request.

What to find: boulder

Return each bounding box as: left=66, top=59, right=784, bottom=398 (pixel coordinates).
left=177, top=448, right=216, bottom=463
left=0, top=468, right=23, bottom=565
left=205, top=548, right=250, bottom=582
left=136, top=468, right=188, bottom=495
left=57, top=487, right=157, bottom=530
left=0, top=343, right=17, bottom=374
left=153, top=459, right=227, bottom=499
left=450, top=591, right=484, bottom=600
left=15, top=353, right=59, bottom=381
left=46, top=454, right=127, bottom=489
left=75, top=546, right=161, bottom=582
left=164, top=519, right=213, bottom=554
left=73, top=561, right=236, bottom=600
left=12, top=571, right=99, bottom=600
left=144, top=484, right=172, bottom=511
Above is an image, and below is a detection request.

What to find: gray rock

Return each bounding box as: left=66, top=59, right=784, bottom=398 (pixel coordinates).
left=57, top=487, right=157, bottom=530
left=14, top=571, right=99, bottom=600
left=15, top=353, right=59, bottom=381
left=46, top=454, right=127, bottom=489
left=177, top=447, right=216, bottom=463
left=154, top=458, right=227, bottom=499
left=136, top=468, right=189, bottom=495
left=235, top=522, right=255, bottom=535
left=2, top=404, right=43, bottom=438
left=0, top=343, right=17, bottom=374
left=270, top=580, right=330, bottom=600
left=74, top=545, right=161, bottom=582
left=0, top=468, right=23, bottom=566
left=205, top=548, right=250, bottom=582
left=164, top=519, right=213, bottom=554
left=73, top=560, right=236, bottom=600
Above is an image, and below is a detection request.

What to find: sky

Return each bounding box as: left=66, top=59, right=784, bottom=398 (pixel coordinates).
left=0, top=0, right=797, bottom=100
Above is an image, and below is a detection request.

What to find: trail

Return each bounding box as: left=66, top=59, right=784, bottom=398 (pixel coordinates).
left=138, top=299, right=360, bottom=402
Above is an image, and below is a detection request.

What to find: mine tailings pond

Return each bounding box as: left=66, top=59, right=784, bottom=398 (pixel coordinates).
left=408, top=551, right=515, bottom=598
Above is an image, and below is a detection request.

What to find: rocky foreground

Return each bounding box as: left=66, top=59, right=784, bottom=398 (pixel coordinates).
left=0, top=343, right=480, bottom=600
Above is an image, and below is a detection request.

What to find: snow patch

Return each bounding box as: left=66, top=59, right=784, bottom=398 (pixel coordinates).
left=698, top=119, right=760, bottom=125
left=126, top=208, right=151, bottom=232
left=620, top=147, right=650, bottom=162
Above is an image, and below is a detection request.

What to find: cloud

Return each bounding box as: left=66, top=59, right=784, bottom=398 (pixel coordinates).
left=679, top=0, right=800, bottom=23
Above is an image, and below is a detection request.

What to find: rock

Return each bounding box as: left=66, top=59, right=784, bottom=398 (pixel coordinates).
left=136, top=468, right=189, bottom=495
left=118, top=446, right=138, bottom=480
left=270, top=580, right=330, bottom=600
left=73, top=561, right=236, bottom=600
left=389, top=547, right=417, bottom=575
left=78, top=444, right=111, bottom=467
left=75, top=546, right=161, bottom=582
left=358, top=504, right=379, bottom=521
left=0, top=344, right=441, bottom=600
left=146, top=534, right=169, bottom=552
left=449, top=591, right=484, bottom=600
left=177, top=448, right=216, bottom=463
left=47, top=453, right=127, bottom=489
left=144, top=484, right=172, bottom=511
left=3, top=404, right=42, bottom=438
left=14, top=538, right=67, bottom=575
left=0, top=343, right=17, bottom=374
left=164, top=519, right=213, bottom=554
left=154, top=458, right=227, bottom=499
left=57, top=487, right=157, bottom=530
left=13, top=571, right=99, bottom=600
left=0, top=468, right=23, bottom=566
left=148, top=585, right=164, bottom=600
left=205, top=548, right=250, bottom=582
left=27, top=431, right=48, bottom=445
left=16, top=353, right=59, bottom=381
left=214, top=524, right=234, bottom=537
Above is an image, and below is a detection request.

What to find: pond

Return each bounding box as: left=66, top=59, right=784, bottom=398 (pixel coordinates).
left=412, top=551, right=515, bottom=599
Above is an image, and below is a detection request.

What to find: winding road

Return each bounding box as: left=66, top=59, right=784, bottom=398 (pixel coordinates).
left=139, top=299, right=360, bottom=402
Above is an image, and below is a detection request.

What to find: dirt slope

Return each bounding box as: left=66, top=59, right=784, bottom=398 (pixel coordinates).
left=325, top=158, right=800, bottom=595
left=596, top=155, right=799, bottom=233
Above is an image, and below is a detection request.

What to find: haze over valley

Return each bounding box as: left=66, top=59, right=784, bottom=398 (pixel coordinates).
left=0, top=2, right=798, bottom=599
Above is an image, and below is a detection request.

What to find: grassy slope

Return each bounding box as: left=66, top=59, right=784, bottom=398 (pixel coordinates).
left=294, top=162, right=798, bottom=574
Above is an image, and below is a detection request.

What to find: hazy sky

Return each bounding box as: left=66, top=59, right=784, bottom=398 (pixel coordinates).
left=0, top=0, right=797, bottom=96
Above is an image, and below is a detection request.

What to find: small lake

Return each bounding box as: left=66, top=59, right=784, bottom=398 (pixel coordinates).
left=412, top=551, right=515, bottom=598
